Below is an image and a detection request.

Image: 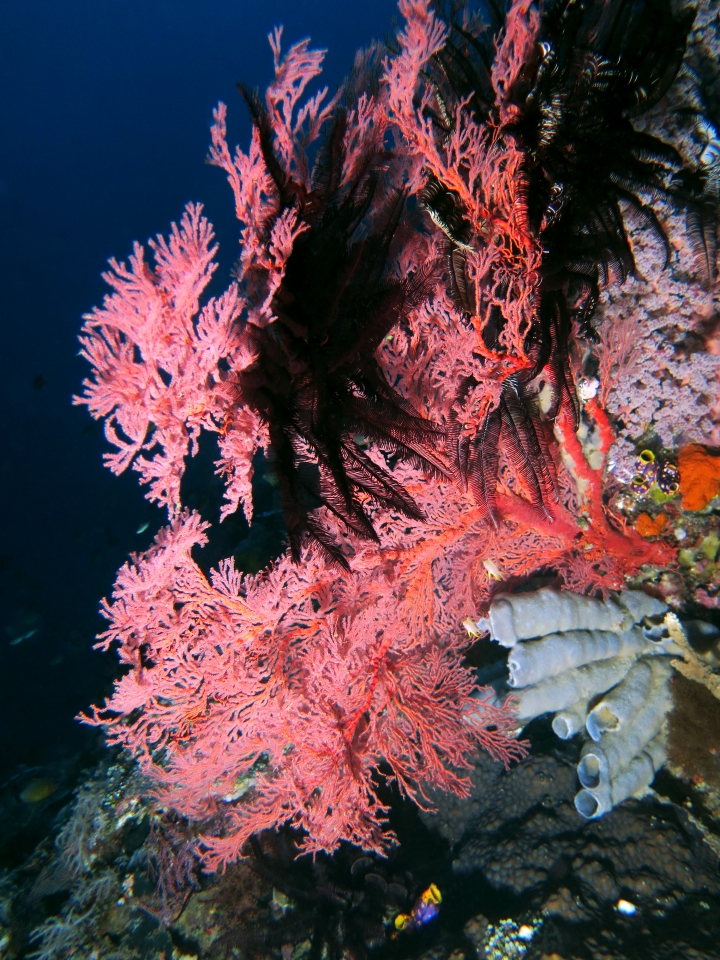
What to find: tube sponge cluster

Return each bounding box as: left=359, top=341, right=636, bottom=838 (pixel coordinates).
left=478, top=588, right=679, bottom=820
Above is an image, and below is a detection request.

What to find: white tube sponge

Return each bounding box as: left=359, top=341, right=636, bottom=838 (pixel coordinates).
left=585, top=656, right=660, bottom=741
left=477, top=588, right=666, bottom=648
left=641, top=722, right=668, bottom=775
left=512, top=655, right=635, bottom=722
left=577, top=659, right=673, bottom=788
left=507, top=626, right=650, bottom=688
left=617, top=591, right=668, bottom=623
left=478, top=588, right=623, bottom=646
left=575, top=783, right=611, bottom=819
left=574, top=727, right=667, bottom=820
left=552, top=700, right=589, bottom=740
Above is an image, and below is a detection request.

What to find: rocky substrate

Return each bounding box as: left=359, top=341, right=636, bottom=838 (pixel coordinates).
left=419, top=721, right=720, bottom=960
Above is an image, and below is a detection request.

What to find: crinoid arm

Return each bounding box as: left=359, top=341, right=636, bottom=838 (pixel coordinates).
left=236, top=100, right=449, bottom=565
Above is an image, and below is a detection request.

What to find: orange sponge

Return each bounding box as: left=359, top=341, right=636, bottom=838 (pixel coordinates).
left=635, top=512, right=667, bottom=538
left=678, top=445, right=720, bottom=512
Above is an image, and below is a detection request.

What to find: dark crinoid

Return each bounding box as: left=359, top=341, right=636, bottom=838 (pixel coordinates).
left=235, top=87, right=448, bottom=567
left=673, top=53, right=720, bottom=281
left=452, top=310, right=568, bottom=524
left=506, top=0, right=698, bottom=326
left=418, top=0, right=704, bottom=523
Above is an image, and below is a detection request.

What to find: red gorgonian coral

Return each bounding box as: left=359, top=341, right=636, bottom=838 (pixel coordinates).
left=76, top=0, right=699, bottom=870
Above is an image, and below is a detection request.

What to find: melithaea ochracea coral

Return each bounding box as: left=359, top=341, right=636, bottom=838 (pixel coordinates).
left=473, top=587, right=681, bottom=819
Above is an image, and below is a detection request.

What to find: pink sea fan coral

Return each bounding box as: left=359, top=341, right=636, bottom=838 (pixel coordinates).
left=74, top=204, right=266, bottom=523
left=83, top=510, right=525, bottom=870
left=76, top=2, right=688, bottom=874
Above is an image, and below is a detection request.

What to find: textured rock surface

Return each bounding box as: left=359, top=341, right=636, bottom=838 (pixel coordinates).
left=421, top=734, right=720, bottom=960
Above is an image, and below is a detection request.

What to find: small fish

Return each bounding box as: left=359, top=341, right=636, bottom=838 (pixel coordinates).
left=271, top=887, right=292, bottom=915
left=136, top=521, right=150, bottom=534
left=462, top=617, right=482, bottom=637
left=394, top=884, right=441, bottom=932
left=9, top=628, right=38, bottom=646
left=264, top=469, right=279, bottom=488
left=20, top=778, right=57, bottom=804
left=483, top=559, right=504, bottom=581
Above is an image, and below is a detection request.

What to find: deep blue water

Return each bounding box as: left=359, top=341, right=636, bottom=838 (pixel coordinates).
left=0, top=0, right=397, bottom=778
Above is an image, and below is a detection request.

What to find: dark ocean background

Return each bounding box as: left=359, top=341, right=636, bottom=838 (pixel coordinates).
left=0, top=0, right=397, bottom=781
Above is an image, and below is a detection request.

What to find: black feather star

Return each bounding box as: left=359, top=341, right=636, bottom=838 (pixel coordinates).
left=419, top=0, right=704, bottom=523
left=506, top=0, right=698, bottom=327
left=233, top=94, right=448, bottom=567
left=672, top=58, right=720, bottom=282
